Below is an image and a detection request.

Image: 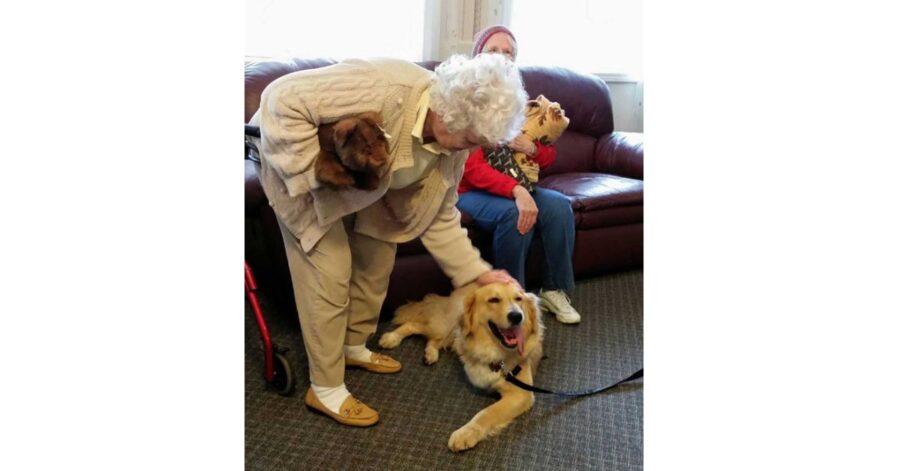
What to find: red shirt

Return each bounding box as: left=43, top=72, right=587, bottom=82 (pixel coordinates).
left=458, top=140, right=557, bottom=198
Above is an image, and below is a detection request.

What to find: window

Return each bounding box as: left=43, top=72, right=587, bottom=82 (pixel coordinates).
left=510, top=0, right=642, bottom=77
left=245, top=0, right=425, bottom=60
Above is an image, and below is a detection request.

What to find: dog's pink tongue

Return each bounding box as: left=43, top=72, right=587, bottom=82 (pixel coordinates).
left=515, top=328, right=524, bottom=357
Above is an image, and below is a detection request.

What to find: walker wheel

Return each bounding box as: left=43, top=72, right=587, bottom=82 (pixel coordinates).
left=269, top=352, right=295, bottom=396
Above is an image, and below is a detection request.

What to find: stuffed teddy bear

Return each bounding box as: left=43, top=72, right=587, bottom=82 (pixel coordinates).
left=484, top=95, right=570, bottom=191
left=314, top=112, right=391, bottom=190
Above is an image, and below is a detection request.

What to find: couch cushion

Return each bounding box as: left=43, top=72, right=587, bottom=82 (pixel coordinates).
left=245, top=160, right=266, bottom=215
left=396, top=213, right=492, bottom=258
left=540, top=173, right=643, bottom=229
left=542, top=132, right=598, bottom=177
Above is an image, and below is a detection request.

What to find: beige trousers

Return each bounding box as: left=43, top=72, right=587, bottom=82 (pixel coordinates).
left=277, top=216, right=397, bottom=387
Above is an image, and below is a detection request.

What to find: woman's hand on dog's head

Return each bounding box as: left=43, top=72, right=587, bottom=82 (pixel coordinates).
left=476, top=270, right=521, bottom=290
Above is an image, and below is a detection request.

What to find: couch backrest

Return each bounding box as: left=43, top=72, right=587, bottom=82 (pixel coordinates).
left=244, top=58, right=338, bottom=123
left=244, top=58, right=613, bottom=175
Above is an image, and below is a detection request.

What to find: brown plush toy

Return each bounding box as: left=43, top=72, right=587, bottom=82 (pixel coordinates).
left=314, top=112, right=391, bottom=190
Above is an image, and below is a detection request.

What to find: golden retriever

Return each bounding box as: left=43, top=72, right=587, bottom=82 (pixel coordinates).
left=378, top=282, right=545, bottom=451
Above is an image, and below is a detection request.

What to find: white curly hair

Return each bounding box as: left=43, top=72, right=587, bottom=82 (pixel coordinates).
left=429, top=54, right=527, bottom=144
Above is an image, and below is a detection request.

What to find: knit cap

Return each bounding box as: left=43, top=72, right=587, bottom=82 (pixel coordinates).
left=471, top=25, right=517, bottom=57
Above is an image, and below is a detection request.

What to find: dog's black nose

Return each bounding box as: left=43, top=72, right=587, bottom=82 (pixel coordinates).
left=507, top=311, right=523, bottom=325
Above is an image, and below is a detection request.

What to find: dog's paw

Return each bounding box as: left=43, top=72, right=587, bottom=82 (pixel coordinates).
left=314, top=155, right=355, bottom=188
left=448, top=424, right=483, bottom=452
left=378, top=332, right=401, bottom=349
left=423, top=347, right=440, bottom=365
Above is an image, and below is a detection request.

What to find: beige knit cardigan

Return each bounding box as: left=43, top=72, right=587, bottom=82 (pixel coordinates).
left=249, top=58, right=490, bottom=287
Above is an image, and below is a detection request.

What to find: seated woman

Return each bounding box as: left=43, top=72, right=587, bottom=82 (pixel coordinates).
left=457, top=25, right=581, bottom=324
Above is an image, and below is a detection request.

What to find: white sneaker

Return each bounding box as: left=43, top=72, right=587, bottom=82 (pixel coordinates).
left=539, top=290, right=582, bottom=324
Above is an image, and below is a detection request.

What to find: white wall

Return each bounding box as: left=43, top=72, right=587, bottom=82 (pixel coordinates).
left=603, top=79, right=644, bottom=133
left=245, top=0, right=643, bottom=132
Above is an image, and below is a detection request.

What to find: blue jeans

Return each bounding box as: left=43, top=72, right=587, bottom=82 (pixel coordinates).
left=457, top=188, right=575, bottom=290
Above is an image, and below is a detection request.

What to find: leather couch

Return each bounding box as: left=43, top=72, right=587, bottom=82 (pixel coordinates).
left=244, top=58, right=643, bottom=316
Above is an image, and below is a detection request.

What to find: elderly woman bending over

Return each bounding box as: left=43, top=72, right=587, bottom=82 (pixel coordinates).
left=248, top=54, right=528, bottom=427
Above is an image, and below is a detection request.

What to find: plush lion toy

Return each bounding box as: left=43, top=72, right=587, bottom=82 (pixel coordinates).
left=484, top=95, right=570, bottom=191
left=515, top=95, right=570, bottom=184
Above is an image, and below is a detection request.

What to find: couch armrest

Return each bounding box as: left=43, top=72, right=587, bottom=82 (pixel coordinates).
left=594, top=132, right=643, bottom=180
left=245, top=160, right=266, bottom=215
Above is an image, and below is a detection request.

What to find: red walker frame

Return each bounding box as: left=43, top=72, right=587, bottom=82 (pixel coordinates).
left=245, top=261, right=295, bottom=395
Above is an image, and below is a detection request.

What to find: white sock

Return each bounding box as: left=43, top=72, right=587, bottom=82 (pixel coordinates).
left=344, top=343, right=373, bottom=363
left=310, top=383, right=351, bottom=414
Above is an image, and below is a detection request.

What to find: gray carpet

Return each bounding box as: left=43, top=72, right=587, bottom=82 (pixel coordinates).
left=245, top=270, right=643, bottom=470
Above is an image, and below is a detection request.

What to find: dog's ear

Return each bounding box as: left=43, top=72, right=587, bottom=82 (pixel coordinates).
left=523, top=292, right=544, bottom=339
left=317, top=122, right=337, bottom=151
left=461, top=291, right=478, bottom=336
left=358, top=112, right=391, bottom=149
left=332, top=118, right=358, bottom=151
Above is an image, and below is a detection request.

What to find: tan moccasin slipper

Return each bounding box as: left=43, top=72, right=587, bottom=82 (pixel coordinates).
left=345, top=352, right=402, bottom=374
left=304, top=389, right=379, bottom=427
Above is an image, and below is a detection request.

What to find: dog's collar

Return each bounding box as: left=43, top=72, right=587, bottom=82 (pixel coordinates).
left=489, top=360, right=522, bottom=376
